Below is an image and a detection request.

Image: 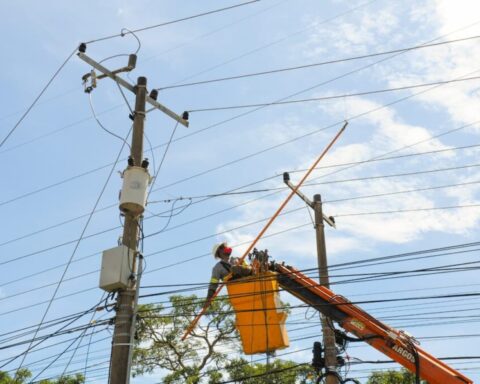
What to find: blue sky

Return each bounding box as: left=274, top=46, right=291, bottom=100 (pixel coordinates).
left=1, top=0, right=480, bottom=383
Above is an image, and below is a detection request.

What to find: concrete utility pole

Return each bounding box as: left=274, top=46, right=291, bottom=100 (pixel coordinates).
left=109, top=76, right=147, bottom=384
left=283, top=174, right=338, bottom=384
left=313, top=194, right=338, bottom=384
left=77, top=44, right=188, bottom=384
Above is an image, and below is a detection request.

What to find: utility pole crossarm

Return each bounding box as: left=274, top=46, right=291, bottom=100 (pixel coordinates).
left=283, top=172, right=336, bottom=228
left=77, top=50, right=189, bottom=127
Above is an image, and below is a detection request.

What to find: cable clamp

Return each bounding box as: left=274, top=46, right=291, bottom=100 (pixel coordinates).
left=82, top=70, right=97, bottom=93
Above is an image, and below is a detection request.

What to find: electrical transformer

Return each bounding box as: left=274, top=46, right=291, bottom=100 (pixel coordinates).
left=119, top=166, right=151, bottom=215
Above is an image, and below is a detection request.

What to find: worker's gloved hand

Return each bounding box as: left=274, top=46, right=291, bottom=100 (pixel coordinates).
left=232, top=265, right=252, bottom=278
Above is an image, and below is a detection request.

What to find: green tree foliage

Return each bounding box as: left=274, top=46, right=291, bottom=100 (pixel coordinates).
left=132, top=295, right=239, bottom=384
left=0, top=369, right=31, bottom=384
left=132, top=294, right=315, bottom=384
left=226, top=358, right=312, bottom=384
left=0, top=369, right=84, bottom=384
left=367, top=369, right=427, bottom=384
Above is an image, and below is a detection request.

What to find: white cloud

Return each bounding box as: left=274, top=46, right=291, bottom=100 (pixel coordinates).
left=303, top=4, right=399, bottom=58
left=215, top=88, right=480, bottom=256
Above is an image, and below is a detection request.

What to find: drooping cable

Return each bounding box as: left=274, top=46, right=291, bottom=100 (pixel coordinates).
left=58, top=293, right=107, bottom=378
left=0, top=298, right=105, bottom=369
left=0, top=48, right=77, bottom=149
left=85, top=0, right=261, bottom=44
left=159, top=34, right=480, bottom=90
left=13, top=124, right=132, bottom=375
left=147, top=121, right=179, bottom=200
left=88, top=91, right=131, bottom=150
left=187, top=75, right=480, bottom=112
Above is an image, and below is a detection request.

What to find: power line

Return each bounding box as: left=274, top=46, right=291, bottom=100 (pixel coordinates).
left=84, top=0, right=261, bottom=44
left=88, top=91, right=132, bottom=150
left=335, top=202, right=480, bottom=218
left=0, top=335, right=110, bottom=368
left=0, top=0, right=282, bottom=127
left=13, top=122, right=128, bottom=369
left=187, top=75, right=480, bottom=112
left=0, top=0, right=352, bottom=153
left=4, top=240, right=475, bottom=315
left=32, top=303, right=105, bottom=382
left=0, top=206, right=476, bottom=300
left=2, top=140, right=480, bottom=259
left=6, top=227, right=480, bottom=313
left=149, top=173, right=480, bottom=205
left=0, top=308, right=102, bottom=345
left=0, top=48, right=77, bottom=149
left=2, top=139, right=478, bottom=254
left=0, top=298, right=106, bottom=369
left=161, top=34, right=480, bottom=91
left=162, top=0, right=379, bottom=88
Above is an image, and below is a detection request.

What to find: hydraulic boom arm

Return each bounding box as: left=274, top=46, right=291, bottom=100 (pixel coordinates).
left=274, top=263, right=473, bottom=384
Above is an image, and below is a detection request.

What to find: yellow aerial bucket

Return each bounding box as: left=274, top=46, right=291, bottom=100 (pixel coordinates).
left=226, top=271, right=289, bottom=354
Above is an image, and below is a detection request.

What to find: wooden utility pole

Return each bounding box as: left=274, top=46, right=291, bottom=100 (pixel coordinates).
left=283, top=174, right=338, bottom=384
left=313, top=194, right=338, bottom=384
left=109, top=76, right=147, bottom=384
left=77, top=45, right=188, bottom=384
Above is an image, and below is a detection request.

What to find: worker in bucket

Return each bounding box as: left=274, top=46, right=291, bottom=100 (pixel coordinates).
left=206, top=242, right=251, bottom=302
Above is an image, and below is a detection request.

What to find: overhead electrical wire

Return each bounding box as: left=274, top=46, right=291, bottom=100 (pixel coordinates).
left=13, top=159, right=118, bottom=373
left=58, top=294, right=107, bottom=379
left=0, top=297, right=107, bottom=369
left=0, top=48, right=77, bottom=149
left=3, top=65, right=479, bottom=227
left=28, top=319, right=107, bottom=383
left=2, top=220, right=480, bottom=313
left=84, top=0, right=261, bottom=44
left=0, top=0, right=281, bottom=127
left=2, top=141, right=480, bottom=264
left=147, top=121, right=180, bottom=200
left=6, top=23, right=480, bottom=211
left=8, top=13, right=480, bottom=380
left=0, top=307, right=104, bottom=346
left=89, top=91, right=132, bottom=149
left=136, top=291, right=480, bottom=319
left=8, top=178, right=480, bottom=271
left=2, top=139, right=479, bottom=253
left=0, top=335, right=111, bottom=369
left=123, top=257, right=480, bottom=308
left=3, top=240, right=479, bottom=308
left=0, top=0, right=368, bottom=153
left=0, top=245, right=478, bottom=326
left=136, top=262, right=480, bottom=309
left=187, top=75, right=480, bottom=112
left=162, top=0, right=379, bottom=87
left=159, top=34, right=480, bottom=91
left=19, top=306, right=479, bottom=381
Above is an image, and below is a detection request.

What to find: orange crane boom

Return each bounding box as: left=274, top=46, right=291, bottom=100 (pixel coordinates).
left=274, top=263, right=473, bottom=384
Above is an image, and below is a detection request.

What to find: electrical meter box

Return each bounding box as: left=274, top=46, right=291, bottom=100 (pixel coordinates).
left=99, top=245, right=134, bottom=292
left=119, top=166, right=151, bottom=215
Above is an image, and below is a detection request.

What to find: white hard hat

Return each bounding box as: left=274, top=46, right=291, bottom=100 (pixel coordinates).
left=212, top=242, right=226, bottom=257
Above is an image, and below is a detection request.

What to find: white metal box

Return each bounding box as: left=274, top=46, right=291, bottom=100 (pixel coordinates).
left=99, top=245, right=134, bottom=292
left=119, top=166, right=151, bottom=215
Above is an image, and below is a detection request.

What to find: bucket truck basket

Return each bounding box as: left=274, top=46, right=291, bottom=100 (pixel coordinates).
left=226, top=271, right=289, bottom=354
